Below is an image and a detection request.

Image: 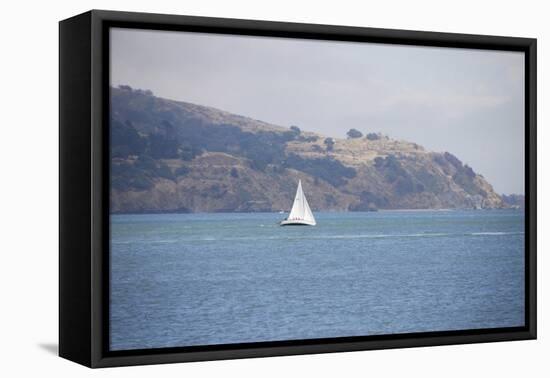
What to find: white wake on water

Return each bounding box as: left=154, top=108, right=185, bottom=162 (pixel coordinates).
left=111, top=231, right=524, bottom=244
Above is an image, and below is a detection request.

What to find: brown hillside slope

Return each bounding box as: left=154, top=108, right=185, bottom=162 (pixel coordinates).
left=110, top=86, right=504, bottom=213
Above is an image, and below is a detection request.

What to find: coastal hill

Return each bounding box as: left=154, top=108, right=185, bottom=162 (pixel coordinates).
left=110, top=86, right=505, bottom=213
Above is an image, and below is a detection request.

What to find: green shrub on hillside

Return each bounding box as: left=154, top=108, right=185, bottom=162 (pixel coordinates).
left=324, top=138, right=335, bottom=152
left=366, top=133, right=381, bottom=141
left=284, top=154, right=356, bottom=187
left=347, top=129, right=363, bottom=139
left=175, top=166, right=191, bottom=177
left=374, top=155, right=424, bottom=195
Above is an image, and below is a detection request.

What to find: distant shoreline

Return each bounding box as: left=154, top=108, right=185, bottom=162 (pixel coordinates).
left=110, top=207, right=522, bottom=216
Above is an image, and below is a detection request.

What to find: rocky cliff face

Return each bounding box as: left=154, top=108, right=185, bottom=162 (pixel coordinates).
left=110, top=86, right=505, bottom=213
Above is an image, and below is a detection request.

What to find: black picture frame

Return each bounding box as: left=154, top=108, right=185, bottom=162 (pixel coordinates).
left=59, top=9, right=537, bottom=368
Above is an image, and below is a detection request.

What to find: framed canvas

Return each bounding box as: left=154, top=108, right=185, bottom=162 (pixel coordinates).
left=59, top=10, right=537, bottom=368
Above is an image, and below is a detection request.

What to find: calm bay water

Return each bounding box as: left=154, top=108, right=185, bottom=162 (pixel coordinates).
left=110, top=210, right=525, bottom=351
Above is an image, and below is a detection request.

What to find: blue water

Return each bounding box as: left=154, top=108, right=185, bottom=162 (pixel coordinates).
left=110, top=210, right=525, bottom=351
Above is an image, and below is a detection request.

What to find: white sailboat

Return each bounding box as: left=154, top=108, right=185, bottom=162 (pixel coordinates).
left=280, top=180, right=316, bottom=226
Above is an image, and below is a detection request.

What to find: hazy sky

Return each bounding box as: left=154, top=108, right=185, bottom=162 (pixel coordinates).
left=111, top=28, right=525, bottom=195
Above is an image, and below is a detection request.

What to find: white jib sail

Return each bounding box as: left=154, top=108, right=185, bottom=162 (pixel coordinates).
left=287, top=180, right=316, bottom=225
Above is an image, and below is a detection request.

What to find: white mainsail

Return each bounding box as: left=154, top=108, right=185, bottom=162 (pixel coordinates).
left=282, top=180, right=316, bottom=226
